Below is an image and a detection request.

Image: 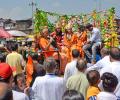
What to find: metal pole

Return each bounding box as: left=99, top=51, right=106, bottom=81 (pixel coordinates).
left=32, top=2, right=34, bottom=20
left=93, top=0, right=98, bottom=11
left=99, top=0, right=101, bottom=11
left=96, top=0, right=97, bottom=11
left=29, top=0, right=37, bottom=32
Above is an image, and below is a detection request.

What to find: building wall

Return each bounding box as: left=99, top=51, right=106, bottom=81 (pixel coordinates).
left=0, top=18, right=32, bottom=34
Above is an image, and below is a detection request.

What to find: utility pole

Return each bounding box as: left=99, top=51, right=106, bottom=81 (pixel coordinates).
left=95, top=0, right=97, bottom=11
left=99, top=0, right=102, bottom=11
left=29, top=0, right=37, bottom=32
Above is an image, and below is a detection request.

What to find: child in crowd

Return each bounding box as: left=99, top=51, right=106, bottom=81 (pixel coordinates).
left=86, top=70, right=101, bottom=100
left=97, top=72, right=118, bottom=100
left=13, top=73, right=26, bottom=93
left=30, top=53, right=46, bottom=86
left=62, top=90, right=84, bottom=100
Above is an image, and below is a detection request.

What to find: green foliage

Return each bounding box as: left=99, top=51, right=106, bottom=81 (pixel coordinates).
left=34, top=9, right=48, bottom=33
left=34, top=7, right=119, bottom=48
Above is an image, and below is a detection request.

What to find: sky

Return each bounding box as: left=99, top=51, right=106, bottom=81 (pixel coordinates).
left=0, top=0, right=120, bottom=20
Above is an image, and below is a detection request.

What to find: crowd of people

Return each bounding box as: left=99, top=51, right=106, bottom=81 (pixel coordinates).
left=0, top=23, right=120, bottom=100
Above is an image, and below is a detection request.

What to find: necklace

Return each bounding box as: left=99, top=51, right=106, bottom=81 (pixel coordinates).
left=66, top=34, right=72, bottom=41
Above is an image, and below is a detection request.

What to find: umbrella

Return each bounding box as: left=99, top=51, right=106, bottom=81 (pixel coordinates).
left=27, top=38, right=35, bottom=42
left=27, top=35, right=35, bottom=41
left=7, top=30, right=27, bottom=37
left=0, top=28, right=12, bottom=38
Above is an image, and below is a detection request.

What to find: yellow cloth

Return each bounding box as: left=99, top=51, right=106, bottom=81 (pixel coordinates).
left=86, top=86, right=100, bottom=100
left=6, top=52, right=23, bottom=76
left=66, top=72, right=89, bottom=99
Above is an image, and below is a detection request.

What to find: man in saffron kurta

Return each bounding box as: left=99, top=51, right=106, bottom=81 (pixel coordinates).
left=39, top=28, right=55, bottom=58
left=71, top=26, right=87, bottom=58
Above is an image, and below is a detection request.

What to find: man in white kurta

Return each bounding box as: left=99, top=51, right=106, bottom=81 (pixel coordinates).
left=98, top=47, right=120, bottom=99
left=87, top=47, right=110, bottom=72
left=31, top=57, right=65, bottom=100
left=87, top=56, right=110, bottom=72
left=64, top=49, right=80, bottom=81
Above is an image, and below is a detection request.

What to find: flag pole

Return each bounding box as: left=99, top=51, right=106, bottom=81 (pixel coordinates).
left=29, top=0, right=37, bottom=33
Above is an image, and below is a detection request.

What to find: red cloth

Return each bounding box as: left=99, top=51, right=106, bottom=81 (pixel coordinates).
left=51, top=32, right=64, bottom=46
left=0, top=63, right=12, bottom=79
left=0, top=28, right=12, bottom=38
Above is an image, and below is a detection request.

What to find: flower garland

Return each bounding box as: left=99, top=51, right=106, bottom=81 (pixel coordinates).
left=34, top=8, right=119, bottom=48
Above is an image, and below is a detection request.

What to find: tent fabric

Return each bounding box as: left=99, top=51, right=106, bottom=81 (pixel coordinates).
left=7, top=30, right=27, bottom=37
left=0, top=28, right=12, bottom=38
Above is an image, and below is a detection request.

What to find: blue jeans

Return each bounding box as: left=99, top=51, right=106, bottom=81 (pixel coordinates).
left=83, top=42, right=101, bottom=62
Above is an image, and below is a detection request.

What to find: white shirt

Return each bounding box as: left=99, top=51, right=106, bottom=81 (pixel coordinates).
left=110, top=61, right=120, bottom=81
left=110, top=61, right=120, bottom=97
left=97, top=92, right=117, bottom=100
left=87, top=56, right=111, bottom=73
left=13, top=90, right=29, bottom=100
left=100, top=61, right=120, bottom=78
left=64, top=59, right=78, bottom=81
left=90, top=27, right=101, bottom=43
left=31, top=74, right=66, bottom=100
left=99, top=61, right=120, bottom=97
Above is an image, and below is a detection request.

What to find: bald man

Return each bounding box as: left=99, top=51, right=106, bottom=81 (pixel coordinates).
left=87, top=47, right=110, bottom=72
left=0, top=82, right=13, bottom=100
left=66, top=59, right=89, bottom=98
left=31, top=57, right=65, bottom=100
